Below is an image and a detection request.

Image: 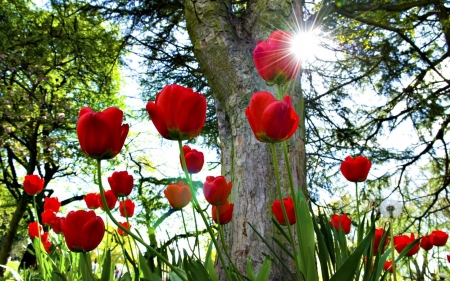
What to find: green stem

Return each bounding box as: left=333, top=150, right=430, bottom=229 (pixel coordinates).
left=96, top=159, right=188, bottom=281
left=181, top=209, right=196, bottom=258
left=389, top=218, right=397, bottom=281
left=192, top=202, right=202, bottom=259
left=216, top=208, right=244, bottom=281
left=32, top=197, right=47, bottom=280
left=178, top=140, right=235, bottom=281
left=270, top=143, right=301, bottom=281
left=82, top=252, right=97, bottom=281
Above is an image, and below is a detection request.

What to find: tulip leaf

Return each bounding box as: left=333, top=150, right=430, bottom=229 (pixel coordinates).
left=329, top=226, right=374, bottom=281
left=183, top=255, right=211, bottom=281
left=152, top=208, right=177, bottom=230
left=246, top=258, right=256, bottom=281
left=255, top=256, right=271, bottom=281
left=205, top=241, right=219, bottom=281
left=139, top=251, right=155, bottom=280
left=100, top=250, right=112, bottom=281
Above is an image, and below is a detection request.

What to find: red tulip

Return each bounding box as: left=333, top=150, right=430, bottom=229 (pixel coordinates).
left=253, top=30, right=301, bottom=84
left=212, top=201, right=234, bottom=225
left=84, top=193, right=101, bottom=209
left=394, top=233, right=419, bottom=256
left=203, top=176, right=232, bottom=206
left=340, top=156, right=372, bottom=182
left=43, top=197, right=61, bottom=213
left=99, top=190, right=117, bottom=211
left=164, top=181, right=192, bottom=209
left=50, top=217, right=64, bottom=234
left=180, top=145, right=204, bottom=174
left=146, top=84, right=207, bottom=140
left=108, top=171, right=134, bottom=197
left=245, top=92, right=299, bottom=143
left=373, top=228, right=389, bottom=254
left=119, top=199, right=135, bottom=217
left=23, top=175, right=45, bottom=195
left=383, top=261, right=393, bottom=273
left=431, top=230, right=448, bottom=246
left=271, top=197, right=296, bottom=225
left=76, top=107, right=129, bottom=160
left=447, top=254, right=450, bottom=263
left=28, top=222, right=42, bottom=239
left=118, top=222, right=131, bottom=236
left=420, top=235, right=434, bottom=251
left=41, top=232, right=52, bottom=253
left=329, top=214, right=352, bottom=234
left=61, top=210, right=105, bottom=252
left=41, top=210, right=57, bottom=226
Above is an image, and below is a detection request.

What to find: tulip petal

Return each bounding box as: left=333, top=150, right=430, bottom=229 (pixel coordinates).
left=81, top=217, right=105, bottom=252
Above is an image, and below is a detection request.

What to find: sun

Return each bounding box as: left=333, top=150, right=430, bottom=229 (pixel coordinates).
left=289, top=30, right=321, bottom=62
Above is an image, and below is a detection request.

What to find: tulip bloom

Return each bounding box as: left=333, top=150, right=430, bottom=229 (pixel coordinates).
left=43, top=197, right=61, bottom=213
left=373, top=228, right=389, bottom=254
left=383, top=261, right=393, bottom=273
left=394, top=233, right=419, bottom=256
left=245, top=92, right=299, bottom=143
left=28, top=222, right=42, bottom=239
left=212, top=201, right=234, bottom=225
left=41, top=232, right=52, bottom=253
left=431, top=230, right=448, bottom=246
left=84, top=193, right=101, bottom=209
left=180, top=145, right=204, bottom=174
left=50, top=217, right=64, bottom=234
left=76, top=107, right=129, bottom=160
left=23, top=174, right=45, bottom=195
left=118, top=222, right=131, bottom=236
left=203, top=176, right=232, bottom=206
left=253, top=30, right=301, bottom=84
left=108, top=171, right=134, bottom=197
left=164, top=181, right=192, bottom=209
left=420, top=235, right=433, bottom=251
left=340, top=156, right=372, bottom=182
left=41, top=210, right=57, bottom=226
left=61, top=210, right=105, bottom=252
left=146, top=84, right=207, bottom=140
left=99, top=190, right=117, bottom=211
left=447, top=254, right=450, bottom=263
left=119, top=199, right=135, bottom=217
left=329, top=214, right=352, bottom=234
left=271, top=197, right=296, bottom=225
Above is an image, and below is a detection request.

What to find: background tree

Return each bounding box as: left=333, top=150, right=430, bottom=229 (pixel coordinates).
left=0, top=0, right=125, bottom=270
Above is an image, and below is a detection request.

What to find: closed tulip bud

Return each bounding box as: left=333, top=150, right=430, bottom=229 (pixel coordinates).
left=118, top=222, right=131, bottom=236
left=61, top=210, right=105, bottom=252
left=212, top=201, right=234, bottom=225
left=99, top=190, right=117, bottom=211
left=146, top=84, right=207, bottom=140
left=164, top=181, right=192, bottom=209
left=203, top=176, right=232, bottom=206
left=41, top=210, right=57, bottom=226
left=383, top=261, right=393, bottom=273
left=394, top=233, right=419, bottom=256
left=43, top=197, right=61, bottom=213
left=50, top=217, right=64, bottom=234
left=84, top=193, right=101, bottom=209
left=23, top=174, right=45, bottom=195
left=253, top=30, right=301, bottom=84
left=28, top=222, right=42, bottom=239
left=430, top=230, right=448, bottom=246
left=329, top=214, right=352, bottom=234
left=271, top=197, right=296, bottom=225
left=76, top=107, right=129, bottom=160
left=420, top=235, right=433, bottom=251
left=245, top=92, right=299, bottom=143
left=373, top=228, right=389, bottom=254
left=119, top=199, right=135, bottom=217
left=108, top=171, right=134, bottom=197
left=180, top=145, right=204, bottom=174
left=340, top=156, right=372, bottom=182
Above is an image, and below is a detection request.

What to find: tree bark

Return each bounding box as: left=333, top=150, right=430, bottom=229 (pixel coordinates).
left=184, top=1, right=306, bottom=280
left=0, top=193, right=29, bottom=272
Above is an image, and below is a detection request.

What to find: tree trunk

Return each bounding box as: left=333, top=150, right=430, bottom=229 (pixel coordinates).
left=0, top=193, right=29, bottom=274
left=184, top=1, right=306, bottom=280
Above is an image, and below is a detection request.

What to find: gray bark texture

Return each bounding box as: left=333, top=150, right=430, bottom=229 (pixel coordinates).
left=184, top=1, right=306, bottom=280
